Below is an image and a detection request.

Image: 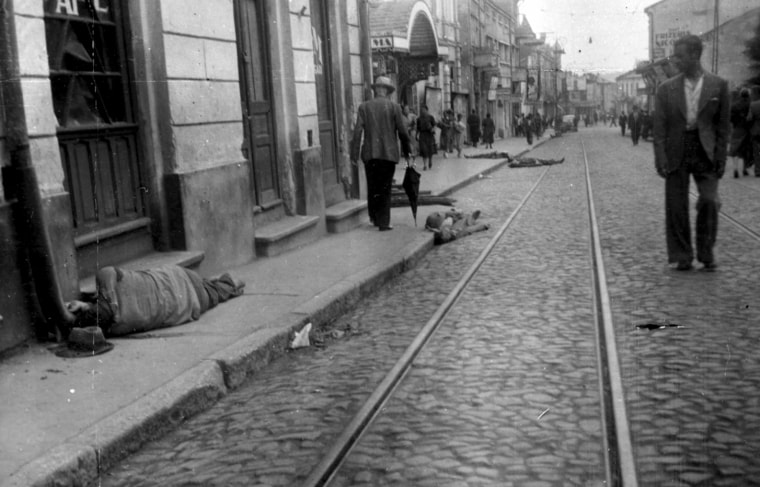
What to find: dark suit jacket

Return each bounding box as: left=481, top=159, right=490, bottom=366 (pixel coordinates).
left=749, top=100, right=760, bottom=138
left=350, top=96, right=411, bottom=163
left=653, top=72, right=730, bottom=175
left=628, top=113, right=642, bottom=137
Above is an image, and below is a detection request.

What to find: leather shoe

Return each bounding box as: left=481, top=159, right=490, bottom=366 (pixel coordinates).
left=378, top=225, right=393, bottom=231
left=701, top=262, right=717, bottom=272
left=674, top=261, right=693, bottom=271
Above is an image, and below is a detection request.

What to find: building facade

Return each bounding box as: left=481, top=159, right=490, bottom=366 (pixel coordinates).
left=640, top=0, right=760, bottom=101
left=615, top=69, right=648, bottom=114
left=515, top=17, right=563, bottom=121
left=0, top=0, right=371, bottom=352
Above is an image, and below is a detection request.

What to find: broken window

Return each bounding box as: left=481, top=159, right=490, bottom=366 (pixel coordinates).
left=44, top=0, right=130, bottom=127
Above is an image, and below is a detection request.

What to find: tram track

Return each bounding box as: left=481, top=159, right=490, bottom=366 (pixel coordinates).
left=302, top=136, right=638, bottom=487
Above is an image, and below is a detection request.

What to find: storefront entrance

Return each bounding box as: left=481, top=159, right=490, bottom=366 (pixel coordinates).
left=44, top=0, right=149, bottom=277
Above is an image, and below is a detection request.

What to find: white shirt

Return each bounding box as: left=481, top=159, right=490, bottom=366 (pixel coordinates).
left=684, top=74, right=704, bottom=130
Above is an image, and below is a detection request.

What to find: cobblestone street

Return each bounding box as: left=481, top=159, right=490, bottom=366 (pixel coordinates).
left=94, top=127, right=760, bottom=486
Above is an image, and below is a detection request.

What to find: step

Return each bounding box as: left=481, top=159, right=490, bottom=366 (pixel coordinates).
left=78, top=250, right=205, bottom=296
left=254, top=215, right=320, bottom=257
left=325, top=200, right=368, bottom=234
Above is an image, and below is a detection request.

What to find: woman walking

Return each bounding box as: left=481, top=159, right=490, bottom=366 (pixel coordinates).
left=482, top=113, right=495, bottom=149
left=729, top=88, right=752, bottom=177
left=416, top=105, right=437, bottom=170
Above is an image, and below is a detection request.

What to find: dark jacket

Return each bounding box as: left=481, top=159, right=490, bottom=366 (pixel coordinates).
left=653, top=72, right=730, bottom=175
left=350, top=96, right=411, bottom=163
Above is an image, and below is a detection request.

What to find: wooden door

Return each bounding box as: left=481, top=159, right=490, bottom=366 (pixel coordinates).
left=310, top=0, right=343, bottom=206
left=236, top=0, right=280, bottom=207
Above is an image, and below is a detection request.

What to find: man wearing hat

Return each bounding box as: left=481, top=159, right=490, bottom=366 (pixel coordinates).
left=350, top=75, right=411, bottom=231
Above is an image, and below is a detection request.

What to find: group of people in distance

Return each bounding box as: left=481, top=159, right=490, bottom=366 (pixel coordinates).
left=401, top=106, right=497, bottom=171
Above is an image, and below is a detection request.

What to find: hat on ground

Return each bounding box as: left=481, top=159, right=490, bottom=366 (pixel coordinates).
left=372, top=76, right=395, bottom=94
left=55, top=326, right=114, bottom=358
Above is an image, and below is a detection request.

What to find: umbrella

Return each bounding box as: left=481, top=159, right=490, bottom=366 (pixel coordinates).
left=402, top=164, right=421, bottom=226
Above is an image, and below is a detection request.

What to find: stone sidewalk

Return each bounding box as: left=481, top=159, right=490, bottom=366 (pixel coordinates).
left=1, top=135, right=547, bottom=487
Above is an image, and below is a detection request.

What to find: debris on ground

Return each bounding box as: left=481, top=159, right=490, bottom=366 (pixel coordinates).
left=290, top=322, right=312, bottom=349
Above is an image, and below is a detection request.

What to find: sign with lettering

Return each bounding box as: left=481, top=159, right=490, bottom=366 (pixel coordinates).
left=46, top=0, right=113, bottom=21
left=371, top=36, right=394, bottom=51
left=653, top=28, right=690, bottom=61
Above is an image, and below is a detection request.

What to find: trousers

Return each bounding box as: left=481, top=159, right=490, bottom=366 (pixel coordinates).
left=665, top=131, right=721, bottom=265
left=365, top=159, right=396, bottom=228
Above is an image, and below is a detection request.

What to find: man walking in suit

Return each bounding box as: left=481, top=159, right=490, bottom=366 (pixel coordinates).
left=629, top=106, right=643, bottom=145
left=653, top=35, right=730, bottom=271
left=747, top=85, right=760, bottom=176
left=351, top=76, right=411, bottom=231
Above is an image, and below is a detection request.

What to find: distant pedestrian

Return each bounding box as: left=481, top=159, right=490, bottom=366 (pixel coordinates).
left=523, top=114, right=534, bottom=145
left=610, top=113, right=618, bottom=127
left=482, top=113, right=495, bottom=149
left=641, top=110, right=652, bottom=140
left=728, top=88, right=752, bottom=178
left=653, top=34, right=730, bottom=271
left=619, top=112, right=627, bottom=136
left=747, top=85, right=760, bottom=177
left=403, top=105, right=418, bottom=164
left=628, top=106, right=642, bottom=145
left=453, top=113, right=466, bottom=157
left=350, top=76, right=411, bottom=231
left=416, top=104, right=437, bottom=170
left=467, top=109, right=481, bottom=147
left=438, top=109, right=454, bottom=158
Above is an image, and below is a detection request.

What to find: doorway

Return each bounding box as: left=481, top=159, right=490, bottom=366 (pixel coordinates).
left=236, top=0, right=280, bottom=210
left=310, top=0, right=343, bottom=207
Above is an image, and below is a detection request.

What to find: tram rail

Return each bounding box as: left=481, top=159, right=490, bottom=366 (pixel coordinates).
left=301, top=137, right=639, bottom=487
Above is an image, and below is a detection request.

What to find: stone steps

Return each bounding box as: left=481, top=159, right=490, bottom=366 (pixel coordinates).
left=325, top=200, right=368, bottom=234
left=254, top=215, right=320, bottom=257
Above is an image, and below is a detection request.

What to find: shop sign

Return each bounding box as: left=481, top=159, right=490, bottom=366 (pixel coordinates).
left=46, top=0, right=111, bottom=19
left=653, top=28, right=690, bottom=61
left=372, top=36, right=394, bottom=51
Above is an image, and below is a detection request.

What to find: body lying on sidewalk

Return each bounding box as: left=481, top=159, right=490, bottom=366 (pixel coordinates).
left=66, top=265, right=245, bottom=336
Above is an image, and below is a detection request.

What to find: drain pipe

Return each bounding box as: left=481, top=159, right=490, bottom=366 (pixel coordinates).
left=358, top=0, right=372, bottom=101
left=1, top=0, right=75, bottom=339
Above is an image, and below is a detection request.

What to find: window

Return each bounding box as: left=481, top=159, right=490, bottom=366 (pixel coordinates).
left=44, top=0, right=132, bottom=128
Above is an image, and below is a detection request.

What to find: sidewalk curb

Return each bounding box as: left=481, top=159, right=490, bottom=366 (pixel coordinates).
left=439, top=138, right=548, bottom=197
left=6, top=361, right=227, bottom=487
left=7, top=233, right=434, bottom=487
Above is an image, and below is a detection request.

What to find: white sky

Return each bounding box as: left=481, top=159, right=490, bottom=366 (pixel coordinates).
left=517, top=0, right=659, bottom=76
